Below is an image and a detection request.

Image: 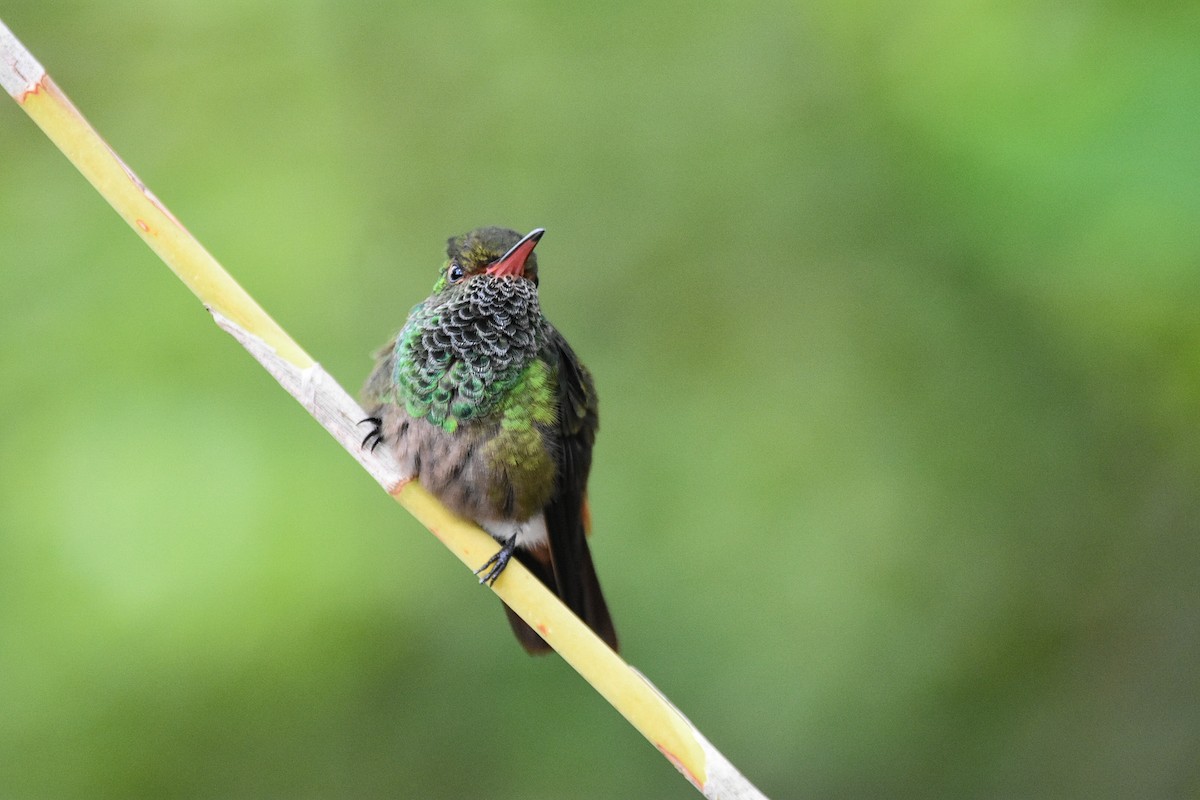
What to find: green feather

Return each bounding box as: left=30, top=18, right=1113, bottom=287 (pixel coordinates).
left=484, top=359, right=558, bottom=509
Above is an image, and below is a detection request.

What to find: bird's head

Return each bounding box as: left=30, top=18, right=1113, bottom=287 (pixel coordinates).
left=432, top=227, right=544, bottom=295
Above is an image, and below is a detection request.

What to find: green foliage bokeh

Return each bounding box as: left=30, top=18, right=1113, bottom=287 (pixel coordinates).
left=2, top=2, right=1198, bottom=798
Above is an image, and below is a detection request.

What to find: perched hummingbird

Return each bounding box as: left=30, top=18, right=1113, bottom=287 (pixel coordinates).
left=361, top=227, right=618, bottom=654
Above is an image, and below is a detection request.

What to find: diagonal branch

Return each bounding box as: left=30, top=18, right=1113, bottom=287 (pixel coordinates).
left=1, top=18, right=766, bottom=800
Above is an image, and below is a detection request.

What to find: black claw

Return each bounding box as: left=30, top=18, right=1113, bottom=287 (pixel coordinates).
left=475, top=534, right=518, bottom=586
left=359, top=416, right=384, bottom=451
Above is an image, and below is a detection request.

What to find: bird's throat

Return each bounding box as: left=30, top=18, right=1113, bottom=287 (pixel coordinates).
left=394, top=276, right=545, bottom=432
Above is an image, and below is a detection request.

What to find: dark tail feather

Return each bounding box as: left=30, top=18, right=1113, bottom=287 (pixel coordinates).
left=502, top=544, right=618, bottom=655
left=562, top=538, right=619, bottom=653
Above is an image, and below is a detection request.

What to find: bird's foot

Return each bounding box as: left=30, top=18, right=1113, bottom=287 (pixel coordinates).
left=359, top=416, right=384, bottom=451
left=475, top=534, right=519, bottom=586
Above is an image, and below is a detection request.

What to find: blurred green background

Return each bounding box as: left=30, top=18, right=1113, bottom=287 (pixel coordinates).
left=2, top=2, right=1198, bottom=797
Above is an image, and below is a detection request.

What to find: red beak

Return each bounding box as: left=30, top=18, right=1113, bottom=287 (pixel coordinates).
left=486, top=228, right=544, bottom=277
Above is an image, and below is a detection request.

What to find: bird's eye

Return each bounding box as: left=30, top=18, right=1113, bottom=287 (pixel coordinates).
left=447, top=262, right=466, bottom=283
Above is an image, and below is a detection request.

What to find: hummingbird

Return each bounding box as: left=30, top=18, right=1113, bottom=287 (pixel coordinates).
left=361, top=227, right=618, bottom=655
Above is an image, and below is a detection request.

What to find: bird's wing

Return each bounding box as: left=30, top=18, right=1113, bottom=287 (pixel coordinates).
left=538, top=325, right=618, bottom=651
left=361, top=338, right=398, bottom=409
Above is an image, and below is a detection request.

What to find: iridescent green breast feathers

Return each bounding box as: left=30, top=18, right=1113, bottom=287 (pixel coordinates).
left=394, top=275, right=548, bottom=434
